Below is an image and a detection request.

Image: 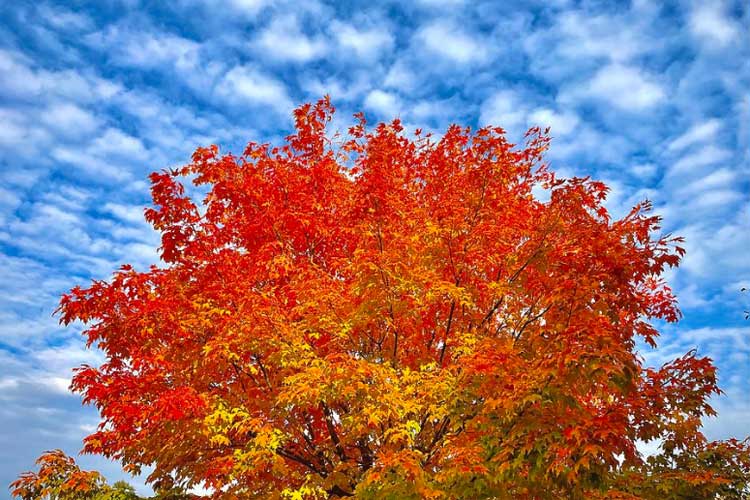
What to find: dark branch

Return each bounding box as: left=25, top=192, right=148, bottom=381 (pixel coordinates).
left=439, top=300, right=456, bottom=364
left=321, top=402, right=347, bottom=463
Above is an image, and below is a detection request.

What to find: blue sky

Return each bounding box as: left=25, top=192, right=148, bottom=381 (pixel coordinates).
left=0, top=0, right=747, bottom=495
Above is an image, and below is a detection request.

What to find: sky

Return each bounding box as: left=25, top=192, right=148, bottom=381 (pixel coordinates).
left=0, top=0, right=748, bottom=496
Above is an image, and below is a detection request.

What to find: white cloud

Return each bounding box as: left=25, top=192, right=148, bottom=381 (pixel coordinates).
left=90, top=128, right=149, bottom=160
left=36, top=4, right=93, bottom=32
left=544, top=121, right=636, bottom=164
left=363, top=89, right=401, bottom=118
left=692, top=188, right=742, bottom=208
left=673, top=217, right=750, bottom=281
left=300, top=73, right=371, bottom=102
left=0, top=377, right=19, bottom=390
left=580, top=64, right=665, bottom=110
left=216, top=66, right=293, bottom=114
left=677, top=167, right=736, bottom=198
left=51, top=147, right=125, bottom=180
left=522, top=6, right=655, bottom=84
left=40, top=102, right=102, bottom=138
left=666, top=119, right=722, bottom=152
left=255, top=15, right=327, bottom=62
left=384, top=59, right=418, bottom=92
left=87, top=26, right=201, bottom=72
left=0, top=108, right=52, bottom=153
left=104, top=203, right=147, bottom=224
left=0, top=186, right=21, bottom=215
left=689, top=2, right=740, bottom=48
left=414, top=22, right=487, bottom=64
left=407, top=96, right=468, bottom=127
left=228, top=0, right=267, bottom=14
left=702, top=401, right=750, bottom=441
left=669, top=326, right=750, bottom=356
left=0, top=49, right=43, bottom=98
left=479, top=90, right=527, bottom=137
left=553, top=11, right=647, bottom=63
left=527, top=107, right=580, bottom=136
left=668, top=145, right=731, bottom=176
left=675, top=282, right=712, bottom=309
left=641, top=325, right=750, bottom=378
left=110, top=88, right=235, bottom=155
left=50, top=128, right=150, bottom=181
left=631, top=163, right=658, bottom=179
left=331, top=21, right=394, bottom=61
left=123, top=242, right=160, bottom=267
left=0, top=48, right=121, bottom=103
left=4, top=200, right=93, bottom=258
left=53, top=71, right=121, bottom=103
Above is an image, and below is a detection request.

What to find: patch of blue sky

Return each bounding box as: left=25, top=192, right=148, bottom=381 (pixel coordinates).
left=0, top=0, right=747, bottom=496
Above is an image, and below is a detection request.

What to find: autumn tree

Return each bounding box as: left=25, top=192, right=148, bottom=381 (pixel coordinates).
left=16, top=98, right=750, bottom=498
left=10, top=450, right=195, bottom=499
left=10, top=450, right=107, bottom=500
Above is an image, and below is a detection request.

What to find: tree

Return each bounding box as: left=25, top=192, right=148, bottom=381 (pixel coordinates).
left=10, top=450, right=107, bottom=500
left=15, top=98, right=750, bottom=498
left=10, top=451, right=195, bottom=500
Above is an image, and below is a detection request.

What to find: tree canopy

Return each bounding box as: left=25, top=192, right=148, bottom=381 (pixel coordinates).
left=14, top=98, right=750, bottom=499
left=9, top=449, right=194, bottom=500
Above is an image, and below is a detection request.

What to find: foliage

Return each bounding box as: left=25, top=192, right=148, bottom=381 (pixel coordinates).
left=10, top=450, right=107, bottom=500
left=13, top=98, right=750, bottom=498
left=10, top=451, right=195, bottom=500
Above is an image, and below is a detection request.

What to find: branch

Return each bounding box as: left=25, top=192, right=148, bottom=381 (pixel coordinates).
left=513, top=304, right=552, bottom=341
left=420, top=416, right=451, bottom=466
left=479, top=296, right=504, bottom=328
left=321, top=402, right=348, bottom=463
left=439, top=300, right=456, bottom=365
left=389, top=302, right=399, bottom=367
left=275, top=447, right=328, bottom=477
left=253, top=354, right=273, bottom=390
left=356, top=439, right=374, bottom=471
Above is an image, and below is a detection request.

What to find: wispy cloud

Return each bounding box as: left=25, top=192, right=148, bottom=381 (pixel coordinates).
left=86, top=25, right=202, bottom=71
left=566, top=63, right=665, bottom=111
left=688, top=1, right=741, bottom=48
left=666, top=119, right=723, bottom=152
left=479, top=90, right=529, bottom=138
left=253, top=15, right=328, bottom=62
left=364, top=89, right=402, bottom=119
left=413, top=21, right=488, bottom=64
left=216, top=65, right=294, bottom=115
left=330, top=20, right=394, bottom=62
